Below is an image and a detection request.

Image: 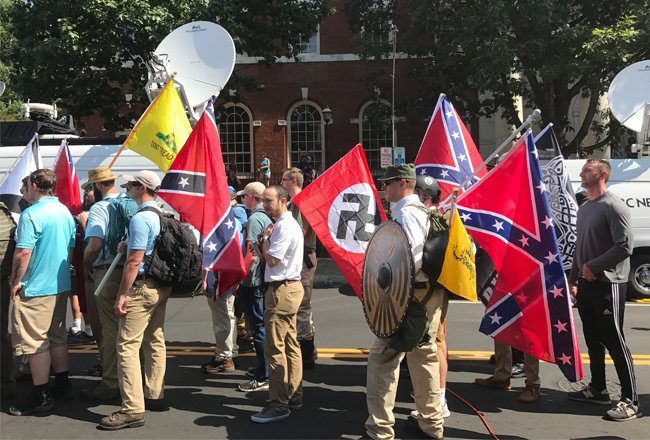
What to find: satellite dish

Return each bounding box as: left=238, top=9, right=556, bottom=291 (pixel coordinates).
left=146, top=21, right=236, bottom=122
left=608, top=60, right=650, bottom=133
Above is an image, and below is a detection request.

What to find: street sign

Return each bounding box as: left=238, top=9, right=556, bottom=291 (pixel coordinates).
left=380, top=147, right=393, bottom=168
left=393, top=147, right=405, bottom=164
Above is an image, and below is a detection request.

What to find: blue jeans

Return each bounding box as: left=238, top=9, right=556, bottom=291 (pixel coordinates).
left=241, top=284, right=268, bottom=382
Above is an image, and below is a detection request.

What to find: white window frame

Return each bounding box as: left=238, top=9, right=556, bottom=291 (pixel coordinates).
left=287, top=101, right=325, bottom=171
left=359, top=100, right=395, bottom=173
left=218, top=103, right=254, bottom=178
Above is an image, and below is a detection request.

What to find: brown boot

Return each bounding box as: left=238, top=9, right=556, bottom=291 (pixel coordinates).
left=474, top=376, right=511, bottom=390
left=518, top=385, right=540, bottom=403
left=98, top=411, right=145, bottom=430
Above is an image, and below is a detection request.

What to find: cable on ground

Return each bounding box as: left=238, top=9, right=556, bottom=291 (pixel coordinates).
left=447, top=387, right=500, bottom=440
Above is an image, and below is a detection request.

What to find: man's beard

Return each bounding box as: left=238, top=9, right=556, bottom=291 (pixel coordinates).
left=93, top=187, right=103, bottom=203
left=81, top=193, right=96, bottom=211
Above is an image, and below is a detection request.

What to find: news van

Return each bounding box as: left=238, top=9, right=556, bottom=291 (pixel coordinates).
left=565, top=159, right=650, bottom=299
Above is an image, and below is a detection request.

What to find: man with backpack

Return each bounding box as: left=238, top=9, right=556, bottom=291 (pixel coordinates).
left=237, top=182, right=272, bottom=392
left=99, top=170, right=170, bottom=430
left=80, top=166, right=135, bottom=401
left=364, top=164, right=445, bottom=440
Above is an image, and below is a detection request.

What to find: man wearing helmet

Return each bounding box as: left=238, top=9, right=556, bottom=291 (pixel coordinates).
left=414, top=174, right=450, bottom=418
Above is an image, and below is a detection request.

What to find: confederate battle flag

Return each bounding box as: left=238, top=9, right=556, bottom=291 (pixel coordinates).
left=291, top=144, right=387, bottom=299
left=456, top=131, right=583, bottom=382
left=157, top=98, right=245, bottom=296
left=415, top=95, right=487, bottom=202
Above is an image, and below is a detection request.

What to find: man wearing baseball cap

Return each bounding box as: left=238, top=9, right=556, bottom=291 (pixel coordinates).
left=364, top=164, right=445, bottom=439
left=99, top=170, right=169, bottom=430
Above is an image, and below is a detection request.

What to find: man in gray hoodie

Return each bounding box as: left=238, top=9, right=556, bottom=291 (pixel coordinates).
left=567, top=159, right=639, bottom=422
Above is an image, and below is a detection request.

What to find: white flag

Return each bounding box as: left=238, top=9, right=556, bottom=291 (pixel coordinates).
left=0, top=135, right=42, bottom=224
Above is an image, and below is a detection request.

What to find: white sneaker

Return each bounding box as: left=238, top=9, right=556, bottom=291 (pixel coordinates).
left=441, top=402, right=451, bottom=418
left=410, top=405, right=450, bottom=419
left=607, top=398, right=642, bottom=421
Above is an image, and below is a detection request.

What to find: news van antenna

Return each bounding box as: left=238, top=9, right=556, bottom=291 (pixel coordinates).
left=145, top=21, right=236, bottom=124
left=608, top=60, right=650, bottom=134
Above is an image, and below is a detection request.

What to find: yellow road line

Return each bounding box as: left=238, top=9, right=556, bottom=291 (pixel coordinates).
left=67, top=346, right=650, bottom=364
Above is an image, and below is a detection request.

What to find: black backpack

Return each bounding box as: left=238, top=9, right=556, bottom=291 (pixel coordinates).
left=139, top=207, right=203, bottom=286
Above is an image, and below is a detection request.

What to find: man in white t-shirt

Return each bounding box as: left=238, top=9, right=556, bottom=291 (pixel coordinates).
left=251, top=185, right=304, bottom=424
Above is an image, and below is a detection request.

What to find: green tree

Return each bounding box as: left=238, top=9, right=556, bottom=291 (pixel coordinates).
left=343, top=0, right=650, bottom=157
left=9, top=0, right=330, bottom=131
left=0, top=0, right=25, bottom=120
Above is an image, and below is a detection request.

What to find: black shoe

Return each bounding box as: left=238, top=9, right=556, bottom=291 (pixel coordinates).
left=51, top=380, right=74, bottom=400
left=404, top=416, right=443, bottom=439
left=511, top=362, right=525, bottom=378
left=238, top=340, right=255, bottom=354
left=9, top=388, right=54, bottom=416
left=567, top=385, right=611, bottom=405
left=144, top=398, right=166, bottom=412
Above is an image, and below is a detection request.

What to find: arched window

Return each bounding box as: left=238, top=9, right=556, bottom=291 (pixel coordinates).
left=288, top=102, right=324, bottom=171
left=218, top=104, right=253, bottom=175
left=360, top=101, right=393, bottom=171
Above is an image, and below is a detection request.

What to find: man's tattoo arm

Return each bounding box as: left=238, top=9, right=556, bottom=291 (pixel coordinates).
left=9, top=248, right=32, bottom=288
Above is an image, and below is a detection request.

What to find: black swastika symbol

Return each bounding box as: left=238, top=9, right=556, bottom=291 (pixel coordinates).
left=336, top=193, right=380, bottom=242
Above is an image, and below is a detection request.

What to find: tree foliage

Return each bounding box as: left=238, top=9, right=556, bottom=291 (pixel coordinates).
left=343, top=0, right=650, bottom=156
left=8, top=0, right=330, bottom=131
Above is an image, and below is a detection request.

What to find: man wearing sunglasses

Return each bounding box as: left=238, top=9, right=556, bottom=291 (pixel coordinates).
left=99, top=170, right=169, bottom=430
left=365, top=164, right=445, bottom=440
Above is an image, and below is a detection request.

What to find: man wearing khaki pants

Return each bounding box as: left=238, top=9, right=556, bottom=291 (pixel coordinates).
left=251, top=185, right=304, bottom=424
left=80, top=166, right=123, bottom=401
left=99, top=171, right=170, bottom=430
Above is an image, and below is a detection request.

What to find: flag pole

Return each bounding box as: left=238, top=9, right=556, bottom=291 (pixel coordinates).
left=108, top=72, right=178, bottom=169
left=449, top=187, right=459, bottom=228
left=439, top=109, right=541, bottom=207
left=0, top=134, right=37, bottom=187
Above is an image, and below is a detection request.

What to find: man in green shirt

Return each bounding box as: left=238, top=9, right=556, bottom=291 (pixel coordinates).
left=281, top=167, right=318, bottom=369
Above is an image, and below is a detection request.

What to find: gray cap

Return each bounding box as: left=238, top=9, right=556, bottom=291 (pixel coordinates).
left=120, top=170, right=162, bottom=192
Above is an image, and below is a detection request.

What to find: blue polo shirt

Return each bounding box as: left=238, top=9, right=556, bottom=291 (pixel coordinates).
left=16, top=197, right=76, bottom=297
left=126, top=201, right=161, bottom=274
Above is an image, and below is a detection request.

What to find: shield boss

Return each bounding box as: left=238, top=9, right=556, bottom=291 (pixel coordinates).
left=361, top=220, right=415, bottom=338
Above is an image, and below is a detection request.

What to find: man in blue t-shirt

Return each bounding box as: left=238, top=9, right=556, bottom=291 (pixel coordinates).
left=98, top=170, right=168, bottom=431
left=8, top=169, right=76, bottom=416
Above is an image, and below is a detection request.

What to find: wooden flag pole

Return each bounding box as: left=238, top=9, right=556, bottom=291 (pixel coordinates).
left=108, top=72, right=178, bottom=169
left=449, top=187, right=459, bottom=229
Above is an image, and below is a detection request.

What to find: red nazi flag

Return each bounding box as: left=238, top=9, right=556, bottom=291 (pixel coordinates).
left=291, top=144, right=387, bottom=299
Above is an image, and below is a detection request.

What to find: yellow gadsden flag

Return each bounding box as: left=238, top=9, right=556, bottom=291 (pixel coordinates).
left=437, top=209, right=478, bottom=302
left=123, top=80, right=192, bottom=172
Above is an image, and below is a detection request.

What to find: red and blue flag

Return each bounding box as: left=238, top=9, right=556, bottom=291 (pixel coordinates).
left=52, top=140, right=82, bottom=215
left=157, top=98, right=245, bottom=296
left=415, top=95, right=487, bottom=201
left=456, top=131, right=583, bottom=382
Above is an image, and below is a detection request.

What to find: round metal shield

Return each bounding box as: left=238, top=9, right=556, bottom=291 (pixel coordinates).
left=361, top=220, right=415, bottom=338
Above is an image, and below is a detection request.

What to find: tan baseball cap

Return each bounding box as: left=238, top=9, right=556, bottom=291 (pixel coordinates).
left=237, top=181, right=265, bottom=198
left=120, top=170, right=162, bottom=192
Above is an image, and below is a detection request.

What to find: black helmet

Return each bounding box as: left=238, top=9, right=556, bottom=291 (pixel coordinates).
left=415, top=175, right=441, bottom=204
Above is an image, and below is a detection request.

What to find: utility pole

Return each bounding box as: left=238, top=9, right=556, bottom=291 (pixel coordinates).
left=391, top=24, right=397, bottom=149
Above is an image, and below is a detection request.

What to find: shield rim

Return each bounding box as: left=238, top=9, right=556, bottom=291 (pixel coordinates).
left=361, top=220, right=415, bottom=338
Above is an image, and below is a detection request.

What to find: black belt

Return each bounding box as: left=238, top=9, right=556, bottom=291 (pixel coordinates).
left=305, top=250, right=316, bottom=255
left=414, top=282, right=429, bottom=290
left=269, top=280, right=300, bottom=288
left=132, top=274, right=145, bottom=286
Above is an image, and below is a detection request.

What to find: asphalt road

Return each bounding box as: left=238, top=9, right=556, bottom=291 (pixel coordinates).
left=1, top=261, right=649, bottom=439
